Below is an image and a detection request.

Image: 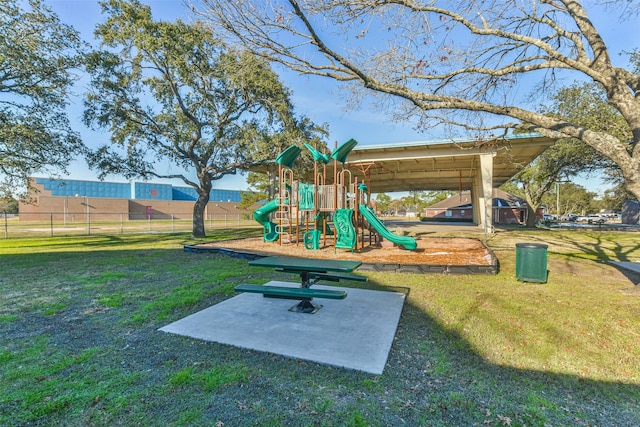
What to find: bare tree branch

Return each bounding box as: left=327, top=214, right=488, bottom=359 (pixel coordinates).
left=194, top=0, right=640, bottom=200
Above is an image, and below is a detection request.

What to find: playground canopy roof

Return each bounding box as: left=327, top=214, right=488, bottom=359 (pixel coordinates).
left=249, top=133, right=555, bottom=194
left=339, top=133, right=555, bottom=193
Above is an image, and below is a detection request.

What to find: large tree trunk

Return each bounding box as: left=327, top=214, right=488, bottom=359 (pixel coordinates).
left=192, top=194, right=209, bottom=238
left=192, top=178, right=212, bottom=238
left=523, top=185, right=544, bottom=228
left=618, top=154, right=640, bottom=204
left=626, top=180, right=640, bottom=205
left=525, top=203, right=539, bottom=228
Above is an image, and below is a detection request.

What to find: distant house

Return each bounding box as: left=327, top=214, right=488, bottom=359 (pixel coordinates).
left=422, top=189, right=542, bottom=224
left=423, top=192, right=474, bottom=222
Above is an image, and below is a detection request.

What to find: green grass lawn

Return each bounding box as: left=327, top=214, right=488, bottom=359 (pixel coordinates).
left=1, top=227, right=639, bottom=426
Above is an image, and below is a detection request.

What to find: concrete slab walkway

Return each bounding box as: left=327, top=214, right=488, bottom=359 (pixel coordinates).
left=159, top=281, right=406, bottom=375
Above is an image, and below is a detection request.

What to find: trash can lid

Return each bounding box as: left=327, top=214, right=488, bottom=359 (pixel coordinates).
left=516, top=243, right=548, bottom=249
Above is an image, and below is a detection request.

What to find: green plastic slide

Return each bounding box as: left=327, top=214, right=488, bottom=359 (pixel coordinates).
left=253, top=199, right=280, bottom=242
left=359, top=205, right=417, bottom=250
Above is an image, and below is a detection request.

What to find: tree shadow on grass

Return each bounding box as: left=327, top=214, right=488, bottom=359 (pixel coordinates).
left=386, top=298, right=640, bottom=426
left=540, top=231, right=640, bottom=287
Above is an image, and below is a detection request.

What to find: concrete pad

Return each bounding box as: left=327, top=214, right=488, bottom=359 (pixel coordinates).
left=610, top=261, right=640, bottom=274
left=159, top=281, right=406, bottom=375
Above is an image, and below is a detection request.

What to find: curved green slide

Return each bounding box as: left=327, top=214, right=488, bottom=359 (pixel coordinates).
left=253, top=199, right=280, bottom=242
left=359, top=205, right=417, bottom=250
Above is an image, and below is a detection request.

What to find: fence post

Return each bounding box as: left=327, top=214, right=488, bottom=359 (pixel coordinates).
left=87, top=211, right=91, bottom=236
left=120, top=213, right=124, bottom=234
left=4, top=211, right=7, bottom=239
left=171, top=214, right=174, bottom=232
left=50, top=212, right=54, bottom=237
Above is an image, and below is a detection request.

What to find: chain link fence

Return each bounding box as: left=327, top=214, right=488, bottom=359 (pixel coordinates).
left=3, top=211, right=259, bottom=238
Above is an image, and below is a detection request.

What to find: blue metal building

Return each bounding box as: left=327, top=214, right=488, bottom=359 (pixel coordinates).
left=35, top=178, right=242, bottom=203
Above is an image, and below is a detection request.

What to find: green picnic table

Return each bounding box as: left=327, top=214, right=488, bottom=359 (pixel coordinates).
left=235, top=256, right=365, bottom=313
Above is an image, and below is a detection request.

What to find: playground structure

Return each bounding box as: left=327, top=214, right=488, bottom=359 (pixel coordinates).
left=253, top=139, right=417, bottom=252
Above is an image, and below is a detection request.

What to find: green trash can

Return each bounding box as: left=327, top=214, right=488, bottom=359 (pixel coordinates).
left=515, top=243, right=548, bottom=283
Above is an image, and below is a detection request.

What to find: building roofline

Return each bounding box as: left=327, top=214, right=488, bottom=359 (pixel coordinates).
left=353, top=132, right=546, bottom=152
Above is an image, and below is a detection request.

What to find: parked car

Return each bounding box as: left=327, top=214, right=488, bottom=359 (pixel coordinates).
left=577, top=214, right=606, bottom=223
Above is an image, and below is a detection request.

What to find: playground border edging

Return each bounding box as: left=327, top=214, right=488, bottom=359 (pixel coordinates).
left=184, top=242, right=499, bottom=275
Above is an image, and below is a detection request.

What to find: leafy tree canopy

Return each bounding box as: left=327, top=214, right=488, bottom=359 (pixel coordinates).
left=0, top=197, right=19, bottom=214
left=238, top=118, right=330, bottom=208
left=373, top=193, right=392, bottom=214
left=508, top=80, right=633, bottom=226
left=84, top=0, right=319, bottom=237
left=0, top=0, right=86, bottom=198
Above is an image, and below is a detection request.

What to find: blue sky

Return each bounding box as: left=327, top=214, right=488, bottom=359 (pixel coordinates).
left=46, top=0, right=639, bottom=195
